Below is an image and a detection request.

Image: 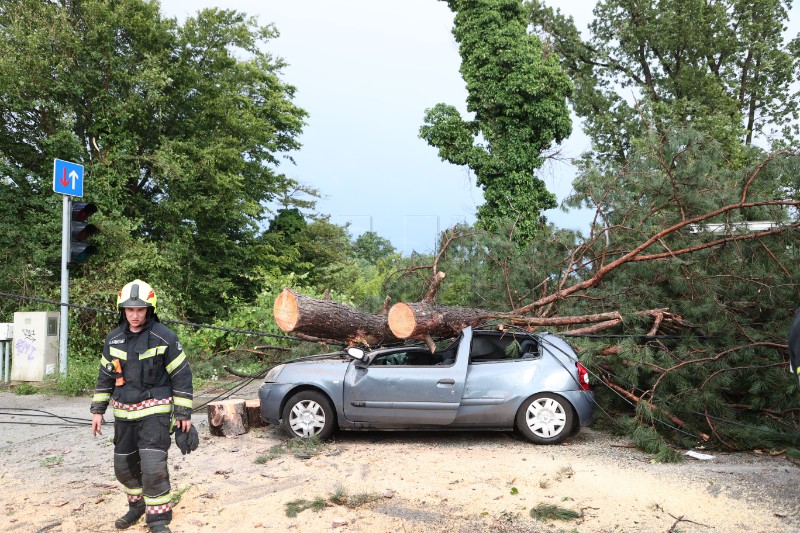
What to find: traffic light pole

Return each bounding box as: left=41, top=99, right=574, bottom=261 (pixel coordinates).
left=59, top=195, right=70, bottom=375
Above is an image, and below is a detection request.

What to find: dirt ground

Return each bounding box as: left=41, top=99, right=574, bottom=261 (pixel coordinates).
left=2, top=388, right=800, bottom=533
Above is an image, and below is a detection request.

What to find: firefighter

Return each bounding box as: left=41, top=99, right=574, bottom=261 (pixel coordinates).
left=90, top=279, right=194, bottom=533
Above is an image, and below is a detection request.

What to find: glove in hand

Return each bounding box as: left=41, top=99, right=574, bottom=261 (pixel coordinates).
left=174, top=424, right=199, bottom=455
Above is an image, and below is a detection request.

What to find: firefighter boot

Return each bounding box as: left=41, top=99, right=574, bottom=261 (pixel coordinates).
left=148, top=523, right=171, bottom=533
left=115, top=500, right=145, bottom=529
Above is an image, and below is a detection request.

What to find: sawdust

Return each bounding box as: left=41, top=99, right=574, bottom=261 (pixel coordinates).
left=1, top=391, right=799, bottom=532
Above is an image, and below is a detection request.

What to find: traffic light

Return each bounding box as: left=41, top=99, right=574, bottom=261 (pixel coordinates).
left=70, top=201, right=99, bottom=264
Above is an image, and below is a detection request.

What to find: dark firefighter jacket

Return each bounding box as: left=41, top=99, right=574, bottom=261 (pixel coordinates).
left=90, top=317, right=193, bottom=420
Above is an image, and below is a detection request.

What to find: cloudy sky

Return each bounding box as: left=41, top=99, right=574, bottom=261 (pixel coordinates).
left=162, top=1, right=798, bottom=255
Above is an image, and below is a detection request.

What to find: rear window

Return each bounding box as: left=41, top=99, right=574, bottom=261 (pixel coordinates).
left=470, top=333, right=540, bottom=362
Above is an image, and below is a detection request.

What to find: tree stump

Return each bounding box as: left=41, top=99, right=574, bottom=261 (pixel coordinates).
left=245, top=399, right=266, bottom=428
left=207, top=399, right=249, bottom=437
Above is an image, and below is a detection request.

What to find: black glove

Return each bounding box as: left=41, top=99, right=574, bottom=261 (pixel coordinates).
left=174, top=424, right=199, bottom=455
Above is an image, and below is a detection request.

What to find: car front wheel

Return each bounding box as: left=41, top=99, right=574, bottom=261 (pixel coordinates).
left=516, top=393, right=574, bottom=445
left=281, top=390, right=336, bottom=440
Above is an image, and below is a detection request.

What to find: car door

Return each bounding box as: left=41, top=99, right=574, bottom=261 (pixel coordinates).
left=342, top=329, right=472, bottom=426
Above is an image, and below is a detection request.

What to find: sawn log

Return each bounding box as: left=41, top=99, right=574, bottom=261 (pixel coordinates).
left=387, top=301, right=489, bottom=339
left=273, top=288, right=399, bottom=345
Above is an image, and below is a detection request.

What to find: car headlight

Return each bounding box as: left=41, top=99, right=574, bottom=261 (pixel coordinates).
left=263, top=364, right=286, bottom=383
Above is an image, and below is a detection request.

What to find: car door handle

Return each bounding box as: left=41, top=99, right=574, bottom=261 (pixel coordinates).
left=438, top=378, right=455, bottom=385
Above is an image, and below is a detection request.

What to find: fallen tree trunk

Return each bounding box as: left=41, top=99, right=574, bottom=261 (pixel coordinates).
left=274, top=288, right=689, bottom=343
left=273, top=288, right=399, bottom=345
left=387, top=301, right=489, bottom=339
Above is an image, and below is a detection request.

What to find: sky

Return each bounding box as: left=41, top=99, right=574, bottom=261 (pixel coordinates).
left=162, top=1, right=799, bottom=255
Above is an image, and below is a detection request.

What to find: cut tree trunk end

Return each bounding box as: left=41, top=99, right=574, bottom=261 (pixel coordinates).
left=207, top=399, right=249, bottom=437
left=387, top=301, right=488, bottom=340
left=273, top=288, right=399, bottom=345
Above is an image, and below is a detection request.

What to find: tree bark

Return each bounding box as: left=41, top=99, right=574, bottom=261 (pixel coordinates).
left=207, top=399, right=249, bottom=437
left=273, top=288, right=399, bottom=345
left=387, top=301, right=490, bottom=339
left=245, top=399, right=266, bottom=428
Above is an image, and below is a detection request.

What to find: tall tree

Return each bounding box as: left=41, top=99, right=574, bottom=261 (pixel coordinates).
left=528, top=0, right=799, bottom=164
left=420, top=0, right=573, bottom=242
left=0, top=0, right=307, bottom=322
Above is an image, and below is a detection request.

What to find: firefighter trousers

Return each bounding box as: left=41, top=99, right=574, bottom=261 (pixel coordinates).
left=113, top=415, right=173, bottom=526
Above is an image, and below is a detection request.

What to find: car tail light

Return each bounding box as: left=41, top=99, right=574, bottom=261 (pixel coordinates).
left=576, top=362, right=590, bottom=391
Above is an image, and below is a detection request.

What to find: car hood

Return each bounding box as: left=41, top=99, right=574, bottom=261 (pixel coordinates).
left=272, top=356, right=352, bottom=384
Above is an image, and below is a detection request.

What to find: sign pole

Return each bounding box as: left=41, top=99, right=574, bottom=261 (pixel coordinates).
left=59, top=195, right=70, bottom=375
left=53, top=158, right=85, bottom=376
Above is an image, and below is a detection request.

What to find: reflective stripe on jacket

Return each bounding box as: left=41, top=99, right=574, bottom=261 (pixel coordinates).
left=90, top=318, right=193, bottom=420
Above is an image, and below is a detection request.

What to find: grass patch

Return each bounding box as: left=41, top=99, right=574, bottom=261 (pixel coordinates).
left=556, top=466, right=574, bottom=480
left=257, top=439, right=324, bottom=465
left=286, top=436, right=325, bottom=458
left=328, top=485, right=348, bottom=506
left=284, top=486, right=381, bottom=517
left=41, top=455, right=63, bottom=467
left=344, top=491, right=381, bottom=509
left=285, top=497, right=327, bottom=517
left=254, top=444, right=287, bottom=464
left=530, top=503, right=581, bottom=522
left=172, top=484, right=191, bottom=506
left=14, top=383, right=39, bottom=395
left=51, top=362, right=97, bottom=396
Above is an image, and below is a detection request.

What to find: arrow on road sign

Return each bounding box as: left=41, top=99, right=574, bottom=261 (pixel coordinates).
left=53, top=159, right=84, bottom=197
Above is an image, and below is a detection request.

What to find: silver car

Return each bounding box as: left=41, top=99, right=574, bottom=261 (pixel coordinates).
left=258, top=327, right=594, bottom=444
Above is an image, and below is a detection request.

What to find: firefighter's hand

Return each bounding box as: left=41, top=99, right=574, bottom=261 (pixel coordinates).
left=91, top=413, right=104, bottom=437
left=175, top=418, right=192, bottom=432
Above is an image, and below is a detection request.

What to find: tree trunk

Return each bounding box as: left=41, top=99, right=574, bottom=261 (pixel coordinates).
left=207, top=399, right=249, bottom=437
left=273, top=288, right=399, bottom=345
left=387, top=301, right=489, bottom=339
left=245, top=399, right=266, bottom=428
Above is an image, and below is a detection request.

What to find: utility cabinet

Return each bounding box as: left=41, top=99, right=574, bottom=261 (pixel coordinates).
left=11, top=311, right=60, bottom=381
left=0, top=323, right=12, bottom=341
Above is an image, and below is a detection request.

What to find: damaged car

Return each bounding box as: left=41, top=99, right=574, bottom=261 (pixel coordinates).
left=258, top=327, right=594, bottom=445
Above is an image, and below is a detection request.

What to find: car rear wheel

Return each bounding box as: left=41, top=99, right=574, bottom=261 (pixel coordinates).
left=516, top=393, right=574, bottom=445
left=281, top=390, right=336, bottom=440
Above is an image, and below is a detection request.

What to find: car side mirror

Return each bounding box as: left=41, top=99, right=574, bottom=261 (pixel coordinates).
left=346, top=347, right=365, bottom=360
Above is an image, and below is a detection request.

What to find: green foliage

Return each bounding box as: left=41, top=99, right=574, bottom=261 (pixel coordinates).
left=13, top=383, right=38, bottom=396
left=0, top=0, right=308, bottom=324
left=284, top=497, right=327, bottom=517
left=528, top=0, right=800, bottom=162
left=285, top=435, right=325, bottom=458
left=414, top=124, right=800, bottom=451
left=171, top=484, right=190, bottom=506
left=421, top=0, right=572, bottom=242
left=285, top=486, right=380, bottom=517
left=53, top=360, right=98, bottom=396
left=530, top=503, right=581, bottom=521
left=255, top=444, right=287, bottom=463
left=353, top=231, right=397, bottom=264
left=632, top=426, right=682, bottom=463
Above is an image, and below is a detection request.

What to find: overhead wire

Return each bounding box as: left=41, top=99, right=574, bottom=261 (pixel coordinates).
left=0, top=407, right=90, bottom=427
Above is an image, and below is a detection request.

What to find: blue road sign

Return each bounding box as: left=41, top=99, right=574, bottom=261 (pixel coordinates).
left=53, top=159, right=84, bottom=197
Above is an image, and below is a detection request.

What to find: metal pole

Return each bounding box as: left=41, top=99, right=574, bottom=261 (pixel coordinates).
left=3, top=341, right=8, bottom=383
left=59, top=195, right=70, bottom=375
